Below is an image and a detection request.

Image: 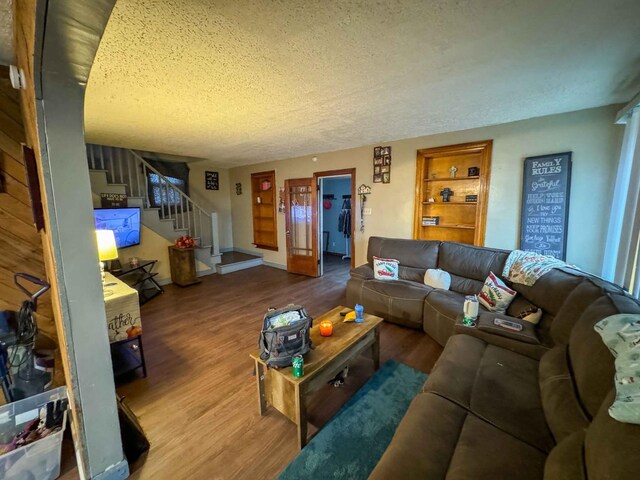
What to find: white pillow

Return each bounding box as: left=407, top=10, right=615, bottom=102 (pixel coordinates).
left=424, top=269, right=451, bottom=290
left=477, top=272, right=517, bottom=314
left=373, top=256, right=399, bottom=281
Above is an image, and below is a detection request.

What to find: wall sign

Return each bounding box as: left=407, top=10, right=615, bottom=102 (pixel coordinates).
left=100, top=192, right=128, bottom=208
left=520, top=152, right=572, bottom=260
left=205, top=171, right=219, bottom=190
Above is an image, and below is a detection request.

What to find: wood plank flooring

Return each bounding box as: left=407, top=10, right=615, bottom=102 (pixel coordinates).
left=61, top=263, right=442, bottom=480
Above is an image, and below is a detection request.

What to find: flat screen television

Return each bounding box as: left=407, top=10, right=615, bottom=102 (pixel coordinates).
left=94, top=207, right=141, bottom=249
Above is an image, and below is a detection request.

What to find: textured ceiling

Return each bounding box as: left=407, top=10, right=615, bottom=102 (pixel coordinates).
left=85, top=0, right=640, bottom=167
left=0, top=0, right=14, bottom=65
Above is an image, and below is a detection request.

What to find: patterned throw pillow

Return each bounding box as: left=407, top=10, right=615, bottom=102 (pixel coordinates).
left=373, top=256, right=399, bottom=281
left=477, top=272, right=517, bottom=314
left=594, top=314, right=640, bottom=425
left=516, top=305, right=543, bottom=325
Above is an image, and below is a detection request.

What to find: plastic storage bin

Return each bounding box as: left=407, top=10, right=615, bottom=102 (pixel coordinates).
left=0, top=386, right=68, bottom=480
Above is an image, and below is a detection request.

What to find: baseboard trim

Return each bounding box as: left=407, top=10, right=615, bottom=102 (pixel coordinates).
left=263, top=261, right=287, bottom=270
left=197, top=268, right=216, bottom=277
left=157, top=277, right=172, bottom=286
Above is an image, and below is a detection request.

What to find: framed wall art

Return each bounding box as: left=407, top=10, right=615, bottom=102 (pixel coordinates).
left=205, top=171, right=219, bottom=190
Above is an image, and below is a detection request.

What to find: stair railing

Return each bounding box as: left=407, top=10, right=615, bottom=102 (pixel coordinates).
left=86, top=144, right=214, bottom=249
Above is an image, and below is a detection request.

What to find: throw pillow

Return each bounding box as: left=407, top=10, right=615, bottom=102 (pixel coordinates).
left=516, top=305, right=543, bottom=325
left=373, top=256, right=399, bottom=281
left=594, top=314, right=640, bottom=425
left=477, top=272, right=517, bottom=314
left=424, top=269, right=451, bottom=290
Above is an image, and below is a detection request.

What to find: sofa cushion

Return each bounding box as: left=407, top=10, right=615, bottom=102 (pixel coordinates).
left=449, top=273, right=484, bottom=295
left=369, top=392, right=546, bottom=480
left=543, top=430, right=586, bottom=480
left=349, top=264, right=374, bottom=281
left=568, top=293, right=640, bottom=419
left=423, top=289, right=467, bottom=345
left=360, top=279, right=432, bottom=329
left=437, top=242, right=510, bottom=284
left=424, top=334, right=555, bottom=453
left=584, top=390, right=640, bottom=480
left=367, top=236, right=439, bottom=270
left=539, top=345, right=590, bottom=442
left=550, top=279, right=608, bottom=344
left=511, top=268, right=583, bottom=333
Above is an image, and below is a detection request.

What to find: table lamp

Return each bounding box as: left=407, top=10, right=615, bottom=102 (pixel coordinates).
left=96, top=230, right=118, bottom=296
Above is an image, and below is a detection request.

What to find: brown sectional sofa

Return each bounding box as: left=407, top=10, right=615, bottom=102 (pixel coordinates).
left=345, top=237, right=640, bottom=479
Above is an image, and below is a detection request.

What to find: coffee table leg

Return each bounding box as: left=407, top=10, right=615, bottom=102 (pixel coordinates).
left=255, top=361, right=267, bottom=416
left=295, top=385, right=307, bottom=449
left=372, top=326, right=381, bottom=371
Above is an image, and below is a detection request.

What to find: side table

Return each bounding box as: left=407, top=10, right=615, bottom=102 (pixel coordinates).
left=114, top=259, right=164, bottom=304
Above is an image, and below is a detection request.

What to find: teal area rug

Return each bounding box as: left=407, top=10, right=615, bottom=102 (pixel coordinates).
left=278, top=360, right=427, bottom=480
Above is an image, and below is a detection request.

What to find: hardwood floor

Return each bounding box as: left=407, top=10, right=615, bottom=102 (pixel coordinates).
left=61, top=264, right=442, bottom=480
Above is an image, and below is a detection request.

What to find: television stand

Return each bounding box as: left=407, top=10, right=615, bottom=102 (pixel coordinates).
left=113, top=259, right=163, bottom=305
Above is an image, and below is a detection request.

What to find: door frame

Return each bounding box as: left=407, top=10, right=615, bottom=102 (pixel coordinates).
left=313, top=168, right=356, bottom=270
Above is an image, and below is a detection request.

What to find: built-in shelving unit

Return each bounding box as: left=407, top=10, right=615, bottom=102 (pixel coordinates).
left=413, top=140, right=492, bottom=245
left=251, top=170, right=278, bottom=251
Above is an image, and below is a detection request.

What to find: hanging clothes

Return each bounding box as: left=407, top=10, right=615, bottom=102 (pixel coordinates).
left=338, top=198, right=352, bottom=238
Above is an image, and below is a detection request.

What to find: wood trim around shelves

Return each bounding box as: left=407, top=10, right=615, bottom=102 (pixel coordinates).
left=413, top=140, right=492, bottom=245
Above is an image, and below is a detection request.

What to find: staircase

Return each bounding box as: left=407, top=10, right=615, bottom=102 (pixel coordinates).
left=86, top=144, right=222, bottom=271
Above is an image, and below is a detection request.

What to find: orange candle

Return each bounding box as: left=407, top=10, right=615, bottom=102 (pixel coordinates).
left=319, top=320, right=333, bottom=337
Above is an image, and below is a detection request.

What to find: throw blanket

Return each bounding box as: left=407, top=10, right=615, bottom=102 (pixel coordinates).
left=502, top=250, right=568, bottom=286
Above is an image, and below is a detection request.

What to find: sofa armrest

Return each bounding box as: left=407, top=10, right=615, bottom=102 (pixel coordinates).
left=475, top=312, right=540, bottom=344
left=350, top=264, right=374, bottom=281
left=454, top=312, right=549, bottom=360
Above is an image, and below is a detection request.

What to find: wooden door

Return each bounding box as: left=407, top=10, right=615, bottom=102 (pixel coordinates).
left=284, top=178, right=318, bottom=277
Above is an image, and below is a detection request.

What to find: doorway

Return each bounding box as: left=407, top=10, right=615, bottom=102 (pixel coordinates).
left=316, top=169, right=355, bottom=277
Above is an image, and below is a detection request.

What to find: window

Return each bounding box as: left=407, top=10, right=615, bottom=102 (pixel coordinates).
left=148, top=173, right=186, bottom=208
left=603, top=102, right=640, bottom=297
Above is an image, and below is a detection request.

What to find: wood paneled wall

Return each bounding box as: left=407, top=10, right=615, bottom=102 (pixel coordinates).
left=0, top=77, right=57, bottom=342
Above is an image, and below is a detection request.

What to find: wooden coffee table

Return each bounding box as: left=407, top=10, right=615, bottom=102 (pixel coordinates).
left=250, top=306, right=383, bottom=448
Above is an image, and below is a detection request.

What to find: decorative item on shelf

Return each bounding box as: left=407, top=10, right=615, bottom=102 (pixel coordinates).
left=373, top=145, right=391, bottom=183
left=256, top=196, right=262, bottom=204
left=261, top=179, right=272, bottom=191
left=235, top=183, right=242, bottom=195
left=468, top=166, right=480, bottom=176
left=205, top=171, right=219, bottom=190
left=465, top=195, right=478, bottom=203
left=422, top=216, right=440, bottom=226
left=319, top=320, right=333, bottom=337
left=96, top=229, right=119, bottom=296
left=128, top=257, right=140, bottom=267
left=440, top=187, right=454, bottom=202
left=357, top=184, right=372, bottom=233
left=174, top=235, right=196, bottom=249
left=449, top=165, right=458, bottom=178
left=427, top=197, right=435, bottom=203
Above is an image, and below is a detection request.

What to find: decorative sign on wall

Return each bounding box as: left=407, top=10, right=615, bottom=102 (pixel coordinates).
left=373, top=146, right=391, bottom=183
left=205, top=171, right=219, bottom=190
left=235, top=182, right=242, bottom=195
left=520, top=152, right=572, bottom=260
left=100, top=193, right=128, bottom=208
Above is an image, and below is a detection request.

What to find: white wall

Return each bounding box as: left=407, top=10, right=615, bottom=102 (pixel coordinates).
left=228, top=105, right=623, bottom=275
left=188, top=164, right=234, bottom=250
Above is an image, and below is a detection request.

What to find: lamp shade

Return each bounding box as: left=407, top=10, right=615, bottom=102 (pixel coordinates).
left=96, top=230, right=118, bottom=261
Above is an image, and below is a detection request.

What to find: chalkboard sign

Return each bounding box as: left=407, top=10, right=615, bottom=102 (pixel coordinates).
left=519, top=152, right=572, bottom=260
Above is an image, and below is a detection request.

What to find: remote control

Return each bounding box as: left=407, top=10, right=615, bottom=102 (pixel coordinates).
left=493, top=318, right=523, bottom=331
